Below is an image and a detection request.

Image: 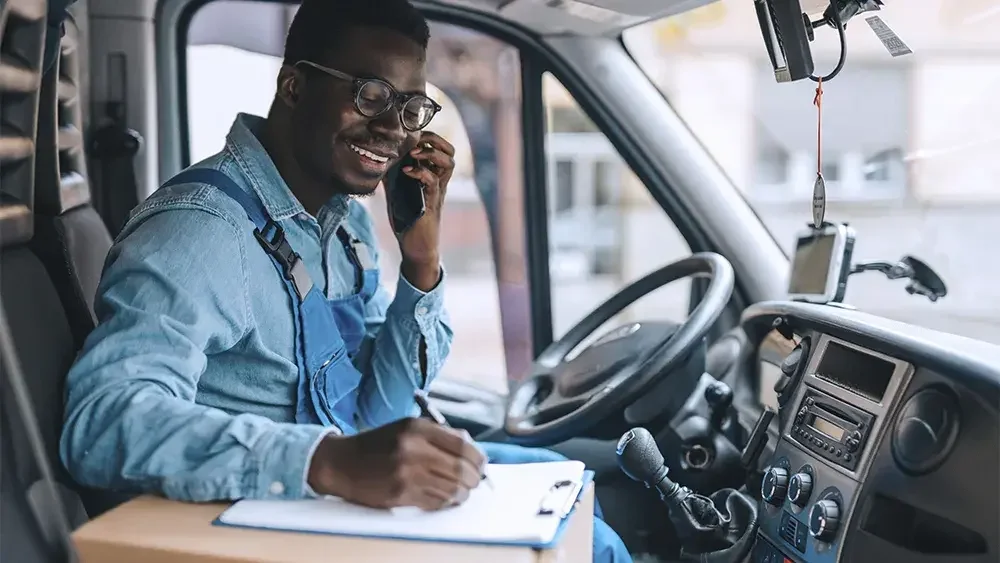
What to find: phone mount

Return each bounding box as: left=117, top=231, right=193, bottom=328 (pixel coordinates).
left=849, top=256, right=948, bottom=302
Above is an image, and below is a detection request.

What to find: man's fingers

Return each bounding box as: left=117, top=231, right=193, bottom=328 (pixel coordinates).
left=414, top=437, right=482, bottom=491
left=426, top=453, right=481, bottom=491
left=402, top=165, right=438, bottom=193
left=416, top=471, right=469, bottom=511
left=414, top=425, right=484, bottom=491
left=423, top=425, right=486, bottom=469
left=396, top=433, right=476, bottom=510
left=410, top=147, right=454, bottom=173
left=413, top=131, right=455, bottom=157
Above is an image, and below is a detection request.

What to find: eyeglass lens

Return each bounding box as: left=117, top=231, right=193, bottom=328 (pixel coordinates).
left=356, top=79, right=437, bottom=130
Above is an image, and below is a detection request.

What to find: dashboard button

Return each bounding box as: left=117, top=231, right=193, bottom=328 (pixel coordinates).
left=762, top=467, right=790, bottom=505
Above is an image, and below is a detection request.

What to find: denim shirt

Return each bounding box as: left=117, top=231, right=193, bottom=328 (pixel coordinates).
left=59, top=113, right=453, bottom=502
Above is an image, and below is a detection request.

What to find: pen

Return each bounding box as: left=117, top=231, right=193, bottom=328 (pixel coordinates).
left=413, top=389, right=494, bottom=490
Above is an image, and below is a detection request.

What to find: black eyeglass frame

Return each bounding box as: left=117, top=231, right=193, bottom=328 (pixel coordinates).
left=295, top=60, right=442, bottom=131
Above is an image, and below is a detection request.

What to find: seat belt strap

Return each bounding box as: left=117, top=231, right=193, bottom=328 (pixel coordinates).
left=89, top=102, right=142, bottom=236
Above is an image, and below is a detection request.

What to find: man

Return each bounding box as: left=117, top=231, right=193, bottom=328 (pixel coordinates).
left=60, top=1, right=631, bottom=561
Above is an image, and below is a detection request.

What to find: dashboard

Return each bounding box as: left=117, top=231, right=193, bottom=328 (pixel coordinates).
left=741, top=301, right=1000, bottom=563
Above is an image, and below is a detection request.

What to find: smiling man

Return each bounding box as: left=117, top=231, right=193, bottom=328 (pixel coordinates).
left=59, top=1, right=629, bottom=561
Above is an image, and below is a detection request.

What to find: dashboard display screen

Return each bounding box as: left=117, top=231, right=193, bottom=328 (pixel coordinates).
left=815, top=341, right=895, bottom=402
left=788, top=232, right=836, bottom=295
left=809, top=415, right=845, bottom=441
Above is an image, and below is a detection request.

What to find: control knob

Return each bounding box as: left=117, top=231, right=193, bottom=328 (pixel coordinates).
left=809, top=499, right=841, bottom=542
left=788, top=472, right=813, bottom=506
left=761, top=467, right=789, bottom=505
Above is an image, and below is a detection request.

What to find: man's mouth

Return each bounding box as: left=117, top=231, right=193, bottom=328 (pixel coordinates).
left=348, top=142, right=395, bottom=164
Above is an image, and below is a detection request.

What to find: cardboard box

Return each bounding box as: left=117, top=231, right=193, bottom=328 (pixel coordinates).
left=72, top=484, right=594, bottom=563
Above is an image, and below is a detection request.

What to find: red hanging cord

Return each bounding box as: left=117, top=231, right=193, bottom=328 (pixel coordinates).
left=814, top=77, right=824, bottom=177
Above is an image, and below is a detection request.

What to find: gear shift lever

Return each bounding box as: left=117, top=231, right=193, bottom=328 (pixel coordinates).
left=616, top=428, right=759, bottom=562
left=705, top=381, right=734, bottom=433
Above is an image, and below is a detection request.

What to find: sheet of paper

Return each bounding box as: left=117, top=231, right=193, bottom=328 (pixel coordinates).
left=217, top=460, right=586, bottom=545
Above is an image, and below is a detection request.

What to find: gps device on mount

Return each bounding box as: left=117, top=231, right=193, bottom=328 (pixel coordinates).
left=787, top=222, right=855, bottom=304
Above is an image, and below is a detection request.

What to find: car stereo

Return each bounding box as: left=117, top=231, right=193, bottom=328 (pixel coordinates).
left=756, top=334, right=915, bottom=563
left=790, top=388, right=873, bottom=472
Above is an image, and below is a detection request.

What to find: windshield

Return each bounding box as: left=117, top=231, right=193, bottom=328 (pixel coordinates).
left=623, top=0, right=1000, bottom=344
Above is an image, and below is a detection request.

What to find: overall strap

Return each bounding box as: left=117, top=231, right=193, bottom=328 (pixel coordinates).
left=163, top=168, right=314, bottom=299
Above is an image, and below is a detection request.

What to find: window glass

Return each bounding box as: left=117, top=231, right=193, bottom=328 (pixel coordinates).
left=186, top=4, right=517, bottom=392
left=543, top=73, right=692, bottom=344
left=623, top=0, right=1000, bottom=344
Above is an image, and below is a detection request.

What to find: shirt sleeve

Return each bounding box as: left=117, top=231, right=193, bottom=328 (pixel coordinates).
left=59, top=202, right=331, bottom=502
left=346, top=204, right=454, bottom=429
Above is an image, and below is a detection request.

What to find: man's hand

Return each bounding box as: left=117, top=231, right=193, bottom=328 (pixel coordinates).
left=397, top=131, right=454, bottom=292
left=307, top=418, right=485, bottom=511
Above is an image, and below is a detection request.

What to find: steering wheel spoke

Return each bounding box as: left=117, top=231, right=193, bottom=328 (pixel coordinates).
left=535, top=382, right=601, bottom=419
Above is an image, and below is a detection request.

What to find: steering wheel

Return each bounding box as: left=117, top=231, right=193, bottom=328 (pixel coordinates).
left=504, top=252, right=735, bottom=446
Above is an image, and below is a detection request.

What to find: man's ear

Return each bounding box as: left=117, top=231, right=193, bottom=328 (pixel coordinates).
left=276, top=65, right=302, bottom=108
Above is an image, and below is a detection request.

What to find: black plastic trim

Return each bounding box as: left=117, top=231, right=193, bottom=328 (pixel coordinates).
left=519, top=55, right=553, bottom=354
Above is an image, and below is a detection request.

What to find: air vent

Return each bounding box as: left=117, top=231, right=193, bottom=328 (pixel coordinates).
left=892, top=386, right=960, bottom=476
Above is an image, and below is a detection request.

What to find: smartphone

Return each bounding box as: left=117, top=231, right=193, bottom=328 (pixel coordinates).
left=384, top=154, right=426, bottom=235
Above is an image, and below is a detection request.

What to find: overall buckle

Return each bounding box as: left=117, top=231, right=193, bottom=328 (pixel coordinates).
left=254, top=221, right=314, bottom=298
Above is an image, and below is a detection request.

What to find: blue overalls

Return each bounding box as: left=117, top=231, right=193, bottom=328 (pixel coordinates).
left=163, top=168, right=377, bottom=434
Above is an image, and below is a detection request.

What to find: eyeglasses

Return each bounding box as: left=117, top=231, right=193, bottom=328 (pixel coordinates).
left=296, top=60, right=441, bottom=132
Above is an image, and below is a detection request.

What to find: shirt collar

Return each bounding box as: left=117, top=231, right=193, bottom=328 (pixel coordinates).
left=224, top=113, right=350, bottom=224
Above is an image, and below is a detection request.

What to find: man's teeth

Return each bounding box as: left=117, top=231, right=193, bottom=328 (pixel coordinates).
left=349, top=144, right=389, bottom=163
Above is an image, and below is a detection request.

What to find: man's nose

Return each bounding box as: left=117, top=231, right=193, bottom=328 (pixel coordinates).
left=368, top=107, right=407, bottom=143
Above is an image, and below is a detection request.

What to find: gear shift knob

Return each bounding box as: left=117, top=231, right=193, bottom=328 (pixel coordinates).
left=705, top=380, right=734, bottom=431
left=616, top=429, right=760, bottom=562
left=616, top=427, right=675, bottom=493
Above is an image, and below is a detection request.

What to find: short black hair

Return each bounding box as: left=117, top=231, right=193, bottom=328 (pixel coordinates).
left=283, top=0, right=431, bottom=66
